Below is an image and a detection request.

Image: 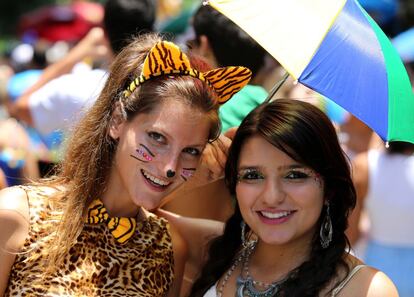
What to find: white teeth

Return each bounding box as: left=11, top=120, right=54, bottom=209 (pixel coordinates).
left=260, top=211, right=292, bottom=219
left=142, top=170, right=169, bottom=186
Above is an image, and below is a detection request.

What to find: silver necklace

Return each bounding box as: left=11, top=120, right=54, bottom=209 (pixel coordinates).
left=217, top=244, right=289, bottom=297
left=236, top=253, right=286, bottom=297
left=217, top=245, right=254, bottom=297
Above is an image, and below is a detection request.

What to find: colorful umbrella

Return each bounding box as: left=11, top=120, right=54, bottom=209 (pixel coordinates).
left=208, top=0, right=414, bottom=143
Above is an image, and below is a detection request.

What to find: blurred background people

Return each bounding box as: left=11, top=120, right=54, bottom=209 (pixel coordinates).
left=0, top=44, right=44, bottom=186
left=8, top=0, right=156, bottom=137
left=1, top=0, right=156, bottom=181
left=189, top=4, right=269, bottom=133
left=0, top=168, right=6, bottom=190
left=348, top=141, right=414, bottom=297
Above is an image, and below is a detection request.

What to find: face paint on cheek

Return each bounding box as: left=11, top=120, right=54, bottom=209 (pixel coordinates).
left=181, top=168, right=196, bottom=181
left=302, top=168, right=323, bottom=188
left=313, top=172, right=323, bottom=188
left=130, top=143, right=155, bottom=162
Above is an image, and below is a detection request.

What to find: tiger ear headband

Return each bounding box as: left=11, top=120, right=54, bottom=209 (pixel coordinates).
left=123, top=41, right=252, bottom=104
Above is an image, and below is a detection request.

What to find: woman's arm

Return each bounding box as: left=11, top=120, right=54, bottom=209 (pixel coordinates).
left=0, top=187, right=30, bottom=295
left=167, top=221, right=188, bottom=297
left=158, top=210, right=224, bottom=265
left=157, top=209, right=224, bottom=296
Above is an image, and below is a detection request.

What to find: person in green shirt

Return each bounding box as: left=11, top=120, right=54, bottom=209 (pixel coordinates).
left=189, top=4, right=269, bottom=132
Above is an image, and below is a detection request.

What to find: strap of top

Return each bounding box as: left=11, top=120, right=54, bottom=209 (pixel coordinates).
left=331, top=265, right=367, bottom=296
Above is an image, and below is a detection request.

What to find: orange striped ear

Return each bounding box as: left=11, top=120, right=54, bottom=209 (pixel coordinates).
left=124, top=41, right=205, bottom=97
left=124, top=40, right=252, bottom=104
left=203, top=67, right=252, bottom=104
left=142, top=41, right=193, bottom=77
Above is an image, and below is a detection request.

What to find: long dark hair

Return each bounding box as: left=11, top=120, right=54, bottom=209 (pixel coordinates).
left=190, top=99, right=356, bottom=297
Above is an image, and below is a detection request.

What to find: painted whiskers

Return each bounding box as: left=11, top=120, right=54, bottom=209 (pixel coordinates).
left=130, top=144, right=196, bottom=182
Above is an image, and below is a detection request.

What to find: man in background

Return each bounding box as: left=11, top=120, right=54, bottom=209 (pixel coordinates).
left=8, top=0, right=156, bottom=136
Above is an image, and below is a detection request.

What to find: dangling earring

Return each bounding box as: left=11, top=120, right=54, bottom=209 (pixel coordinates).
left=320, top=201, right=333, bottom=249
left=241, top=220, right=257, bottom=249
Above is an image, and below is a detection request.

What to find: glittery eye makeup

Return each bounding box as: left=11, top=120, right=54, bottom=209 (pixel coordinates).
left=130, top=144, right=155, bottom=162
left=237, top=166, right=323, bottom=187
left=283, top=167, right=323, bottom=187
left=237, top=168, right=264, bottom=182
left=181, top=168, right=196, bottom=181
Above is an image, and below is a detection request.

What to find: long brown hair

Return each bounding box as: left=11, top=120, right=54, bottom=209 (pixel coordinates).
left=37, top=33, right=221, bottom=275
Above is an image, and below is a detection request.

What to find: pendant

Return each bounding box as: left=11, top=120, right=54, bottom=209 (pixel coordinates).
left=236, top=275, right=247, bottom=297
left=236, top=276, right=280, bottom=297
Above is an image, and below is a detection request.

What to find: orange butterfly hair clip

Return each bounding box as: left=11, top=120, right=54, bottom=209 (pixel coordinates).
left=123, top=41, right=252, bottom=104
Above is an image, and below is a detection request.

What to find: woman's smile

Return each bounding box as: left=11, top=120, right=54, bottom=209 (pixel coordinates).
left=256, top=209, right=297, bottom=225
left=141, top=168, right=172, bottom=191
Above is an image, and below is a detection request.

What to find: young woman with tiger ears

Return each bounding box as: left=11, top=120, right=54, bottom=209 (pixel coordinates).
left=0, top=33, right=251, bottom=296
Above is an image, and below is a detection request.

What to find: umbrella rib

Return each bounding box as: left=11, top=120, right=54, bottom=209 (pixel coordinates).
left=265, top=71, right=289, bottom=103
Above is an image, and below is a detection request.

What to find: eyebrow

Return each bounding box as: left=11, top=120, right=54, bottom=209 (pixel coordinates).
left=181, top=142, right=206, bottom=150
left=187, top=144, right=206, bottom=150
left=152, top=127, right=206, bottom=149
left=238, top=164, right=307, bottom=171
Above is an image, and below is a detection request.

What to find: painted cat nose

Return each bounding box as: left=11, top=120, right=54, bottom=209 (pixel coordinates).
left=166, top=169, right=176, bottom=178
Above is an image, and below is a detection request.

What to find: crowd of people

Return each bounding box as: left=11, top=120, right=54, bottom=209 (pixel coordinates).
left=0, top=0, right=413, bottom=296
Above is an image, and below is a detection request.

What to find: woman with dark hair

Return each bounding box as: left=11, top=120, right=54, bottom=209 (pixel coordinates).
left=190, top=99, right=397, bottom=297
left=0, top=34, right=251, bottom=296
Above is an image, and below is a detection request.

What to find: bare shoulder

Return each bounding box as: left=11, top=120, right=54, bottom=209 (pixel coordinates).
left=337, top=265, right=399, bottom=297
left=364, top=268, right=399, bottom=297
left=0, top=186, right=30, bottom=221
left=0, top=186, right=30, bottom=251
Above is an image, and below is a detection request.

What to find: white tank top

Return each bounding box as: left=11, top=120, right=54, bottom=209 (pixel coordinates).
left=202, top=265, right=367, bottom=296
left=364, top=149, right=414, bottom=246
left=203, top=284, right=217, bottom=297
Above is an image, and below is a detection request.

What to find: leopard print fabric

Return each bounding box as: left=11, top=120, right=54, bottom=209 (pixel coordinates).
left=5, top=186, right=174, bottom=297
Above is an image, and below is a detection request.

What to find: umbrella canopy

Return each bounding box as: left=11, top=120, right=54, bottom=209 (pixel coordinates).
left=209, top=0, right=414, bottom=143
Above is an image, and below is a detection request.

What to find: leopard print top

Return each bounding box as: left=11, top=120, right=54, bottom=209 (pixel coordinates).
left=5, top=186, right=174, bottom=297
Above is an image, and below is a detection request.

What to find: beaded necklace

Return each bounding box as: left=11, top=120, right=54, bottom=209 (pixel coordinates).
left=216, top=244, right=289, bottom=297
left=216, top=247, right=251, bottom=297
